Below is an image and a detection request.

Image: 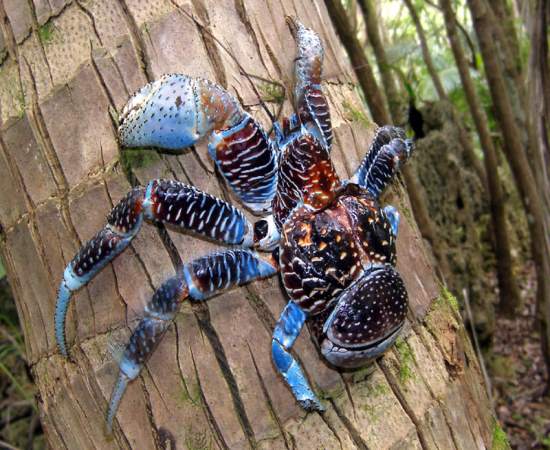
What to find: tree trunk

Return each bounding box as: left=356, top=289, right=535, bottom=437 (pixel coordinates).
left=439, top=0, right=520, bottom=314
left=323, top=0, right=390, bottom=126
left=525, top=0, right=550, bottom=215
left=357, top=0, right=403, bottom=125
left=468, top=0, right=550, bottom=388
left=0, top=1, right=495, bottom=448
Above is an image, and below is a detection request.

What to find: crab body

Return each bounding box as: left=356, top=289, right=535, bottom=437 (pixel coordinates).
left=280, top=183, right=407, bottom=368
left=54, top=19, right=414, bottom=432
left=281, top=186, right=395, bottom=313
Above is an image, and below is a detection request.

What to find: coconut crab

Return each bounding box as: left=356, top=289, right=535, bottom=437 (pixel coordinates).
left=55, top=19, right=413, bottom=431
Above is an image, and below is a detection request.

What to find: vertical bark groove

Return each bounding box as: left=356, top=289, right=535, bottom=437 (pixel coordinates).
left=328, top=400, right=369, bottom=450
left=195, top=308, right=258, bottom=448
left=189, top=345, right=231, bottom=450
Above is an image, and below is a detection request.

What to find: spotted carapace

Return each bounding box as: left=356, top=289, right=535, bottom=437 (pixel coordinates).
left=54, top=18, right=414, bottom=431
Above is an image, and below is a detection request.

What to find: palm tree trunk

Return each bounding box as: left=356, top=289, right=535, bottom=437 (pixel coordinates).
left=468, top=0, right=550, bottom=389
left=323, top=0, right=390, bottom=125
left=439, top=0, right=520, bottom=314
left=0, top=1, right=495, bottom=448
left=357, top=0, right=404, bottom=124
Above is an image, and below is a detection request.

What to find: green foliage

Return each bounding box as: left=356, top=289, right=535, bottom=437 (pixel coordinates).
left=376, top=0, right=524, bottom=144
left=257, top=82, right=285, bottom=104
left=119, top=147, right=160, bottom=175
left=438, top=286, right=460, bottom=312
left=491, top=421, right=511, bottom=450
left=342, top=99, right=372, bottom=128
left=0, top=275, right=43, bottom=447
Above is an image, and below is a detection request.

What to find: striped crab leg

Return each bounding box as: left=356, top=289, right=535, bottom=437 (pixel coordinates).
left=284, top=18, right=332, bottom=151
left=107, top=249, right=278, bottom=432
left=118, top=75, right=278, bottom=213
left=56, top=180, right=261, bottom=357
left=352, top=126, right=414, bottom=199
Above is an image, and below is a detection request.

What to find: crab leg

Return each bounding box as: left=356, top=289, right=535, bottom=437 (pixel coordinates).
left=352, top=126, right=414, bottom=198
left=107, top=249, right=277, bottom=432
left=118, top=74, right=278, bottom=213
left=271, top=301, right=324, bottom=411
left=287, top=18, right=332, bottom=151
left=56, top=180, right=257, bottom=357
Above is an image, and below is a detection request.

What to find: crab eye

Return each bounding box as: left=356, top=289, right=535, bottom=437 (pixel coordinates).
left=253, top=216, right=280, bottom=251
left=254, top=219, right=269, bottom=241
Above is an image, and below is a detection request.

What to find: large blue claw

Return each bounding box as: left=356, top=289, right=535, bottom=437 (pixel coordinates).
left=118, top=75, right=278, bottom=214
left=118, top=74, right=242, bottom=150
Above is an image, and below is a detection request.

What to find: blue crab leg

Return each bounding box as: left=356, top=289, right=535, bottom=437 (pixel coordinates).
left=352, top=126, right=414, bottom=198
left=107, top=249, right=277, bottom=432
left=287, top=18, right=332, bottom=150
left=272, top=301, right=324, bottom=411
left=118, top=74, right=277, bottom=213
left=55, top=180, right=258, bottom=357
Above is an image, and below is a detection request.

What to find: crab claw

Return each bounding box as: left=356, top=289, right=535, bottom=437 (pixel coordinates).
left=286, top=17, right=324, bottom=100
left=118, top=74, right=242, bottom=150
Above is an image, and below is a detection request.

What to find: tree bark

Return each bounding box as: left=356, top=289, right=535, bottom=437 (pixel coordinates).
left=526, top=0, right=550, bottom=213
left=323, top=0, right=390, bottom=125
left=439, top=0, right=520, bottom=314
left=0, top=1, right=495, bottom=448
left=468, top=0, right=550, bottom=387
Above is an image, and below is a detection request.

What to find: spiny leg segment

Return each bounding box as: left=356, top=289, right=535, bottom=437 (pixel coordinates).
left=56, top=179, right=257, bottom=357
left=352, top=126, right=414, bottom=198
left=107, top=249, right=278, bottom=432
left=288, top=18, right=333, bottom=150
